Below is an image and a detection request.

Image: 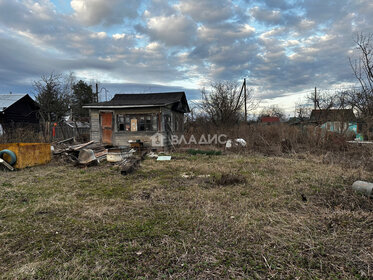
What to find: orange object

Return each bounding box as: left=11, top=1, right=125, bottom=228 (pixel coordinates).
left=52, top=123, right=57, bottom=137
left=101, top=112, right=113, bottom=145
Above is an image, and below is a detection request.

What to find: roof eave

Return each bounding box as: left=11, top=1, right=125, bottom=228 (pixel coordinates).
left=82, top=104, right=162, bottom=109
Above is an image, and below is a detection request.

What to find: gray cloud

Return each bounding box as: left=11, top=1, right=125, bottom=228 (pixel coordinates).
left=71, top=0, right=140, bottom=26
left=140, top=13, right=198, bottom=46
left=250, top=6, right=283, bottom=25
left=177, top=0, right=234, bottom=24
left=0, top=0, right=372, bottom=107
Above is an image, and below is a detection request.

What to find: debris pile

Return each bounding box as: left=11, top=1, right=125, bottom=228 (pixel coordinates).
left=53, top=140, right=108, bottom=166
left=115, top=150, right=147, bottom=175
left=52, top=140, right=148, bottom=175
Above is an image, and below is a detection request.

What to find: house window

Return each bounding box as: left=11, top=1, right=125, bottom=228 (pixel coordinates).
left=117, top=114, right=130, bottom=131
left=117, top=114, right=158, bottom=132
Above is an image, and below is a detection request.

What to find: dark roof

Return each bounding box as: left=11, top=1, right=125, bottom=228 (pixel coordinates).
left=83, top=92, right=190, bottom=113
left=309, top=109, right=356, bottom=123
left=0, top=94, right=27, bottom=112
left=0, top=94, right=39, bottom=112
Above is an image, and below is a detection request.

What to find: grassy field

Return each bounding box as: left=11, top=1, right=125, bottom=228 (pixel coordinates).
left=1, top=153, right=373, bottom=279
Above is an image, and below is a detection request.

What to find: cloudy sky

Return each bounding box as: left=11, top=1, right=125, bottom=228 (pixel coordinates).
left=0, top=0, right=372, bottom=114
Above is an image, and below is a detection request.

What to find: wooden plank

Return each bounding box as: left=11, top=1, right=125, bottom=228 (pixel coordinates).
left=71, top=141, right=95, bottom=151
left=94, top=149, right=108, bottom=158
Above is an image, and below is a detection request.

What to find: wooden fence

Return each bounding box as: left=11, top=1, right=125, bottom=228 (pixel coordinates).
left=0, top=121, right=90, bottom=143
left=51, top=122, right=90, bottom=142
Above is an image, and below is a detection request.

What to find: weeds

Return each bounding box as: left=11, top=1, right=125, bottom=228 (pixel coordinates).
left=0, top=154, right=372, bottom=279
left=186, top=149, right=222, bottom=156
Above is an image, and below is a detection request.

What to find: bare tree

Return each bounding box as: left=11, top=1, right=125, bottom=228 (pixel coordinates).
left=349, top=33, right=373, bottom=116
left=350, top=33, right=373, bottom=103
left=199, top=81, right=254, bottom=126
left=334, top=90, right=351, bottom=110
left=259, top=105, right=286, bottom=121
left=348, top=33, right=373, bottom=138
left=307, top=90, right=336, bottom=110
left=294, top=103, right=312, bottom=121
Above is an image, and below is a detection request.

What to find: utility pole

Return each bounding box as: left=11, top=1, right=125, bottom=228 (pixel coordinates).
left=244, top=78, right=247, bottom=122
left=235, top=78, right=248, bottom=122
left=314, top=87, right=317, bottom=110
left=95, top=83, right=99, bottom=103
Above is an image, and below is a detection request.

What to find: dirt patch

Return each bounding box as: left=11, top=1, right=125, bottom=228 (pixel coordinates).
left=212, top=173, right=247, bottom=186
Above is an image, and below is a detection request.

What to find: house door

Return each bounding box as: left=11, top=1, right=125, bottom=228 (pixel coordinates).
left=101, top=112, right=113, bottom=145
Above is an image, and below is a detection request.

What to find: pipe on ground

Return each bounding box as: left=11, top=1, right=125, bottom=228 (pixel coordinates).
left=352, top=181, right=373, bottom=198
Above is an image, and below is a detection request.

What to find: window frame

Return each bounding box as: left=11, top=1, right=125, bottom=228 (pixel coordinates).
left=117, top=113, right=158, bottom=132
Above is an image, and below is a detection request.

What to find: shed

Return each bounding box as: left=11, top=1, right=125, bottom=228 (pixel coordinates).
left=309, top=109, right=359, bottom=135
left=309, top=109, right=356, bottom=124
left=83, top=92, right=190, bottom=148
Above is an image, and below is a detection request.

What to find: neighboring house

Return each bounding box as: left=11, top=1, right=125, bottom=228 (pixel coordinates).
left=309, top=109, right=360, bottom=137
left=0, top=94, right=40, bottom=130
left=83, top=92, right=190, bottom=148
left=287, top=117, right=308, bottom=126
left=260, top=116, right=280, bottom=124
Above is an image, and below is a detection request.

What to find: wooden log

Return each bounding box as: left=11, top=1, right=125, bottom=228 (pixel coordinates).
left=70, top=141, right=95, bottom=151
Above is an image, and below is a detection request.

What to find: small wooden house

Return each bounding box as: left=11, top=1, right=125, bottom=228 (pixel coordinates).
left=83, top=92, right=190, bottom=148
left=309, top=109, right=360, bottom=136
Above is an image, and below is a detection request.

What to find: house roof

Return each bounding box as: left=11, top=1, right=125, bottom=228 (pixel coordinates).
left=260, top=116, right=280, bottom=123
left=83, top=92, right=190, bottom=113
left=309, top=109, right=356, bottom=123
left=0, top=94, right=28, bottom=112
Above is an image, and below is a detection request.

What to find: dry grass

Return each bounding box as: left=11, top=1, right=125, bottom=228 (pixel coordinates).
left=184, top=122, right=356, bottom=154
left=0, top=126, right=45, bottom=143
left=1, top=153, right=373, bottom=279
